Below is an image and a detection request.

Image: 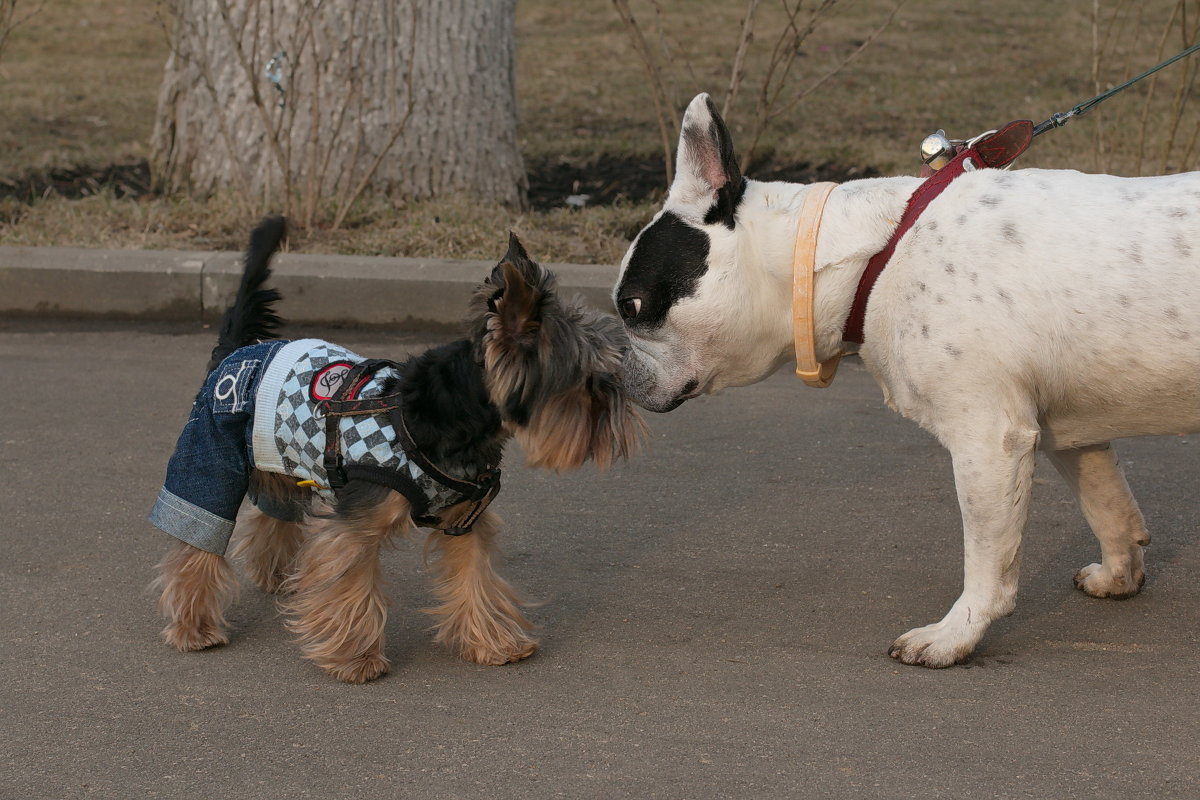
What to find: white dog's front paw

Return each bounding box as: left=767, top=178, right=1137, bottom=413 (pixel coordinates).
left=1074, top=559, right=1145, bottom=599
left=889, top=621, right=981, bottom=668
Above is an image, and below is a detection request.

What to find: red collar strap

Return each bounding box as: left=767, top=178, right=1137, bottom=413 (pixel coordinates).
left=841, top=119, right=1035, bottom=345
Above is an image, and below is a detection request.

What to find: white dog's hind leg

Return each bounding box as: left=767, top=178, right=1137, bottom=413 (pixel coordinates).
left=1047, top=443, right=1148, bottom=599
left=890, top=415, right=1040, bottom=667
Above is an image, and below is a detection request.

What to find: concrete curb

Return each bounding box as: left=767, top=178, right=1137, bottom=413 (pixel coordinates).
left=0, top=245, right=620, bottom=328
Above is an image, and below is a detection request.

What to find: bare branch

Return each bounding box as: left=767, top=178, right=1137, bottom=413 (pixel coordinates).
left=213, top=0, right=294, bottom=212
left=185, top=3, right=255, bottom=205
left=1133, top=0, right=1183, bottom=175
left=723, top=0, right=761, bottom=119
left=332, top=0, right=421, bottom=230
left=778, top=0, right=906, bottom=117
left=611, top=0, right=680, bottom=184
left=0, top=0, right=43, bottom=65
left=647, top=0, right=698, bottom=95
left=743, top=0, right=905, bottom=171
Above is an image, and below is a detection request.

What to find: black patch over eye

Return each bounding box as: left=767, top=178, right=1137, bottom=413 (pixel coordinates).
left=618, top=297, right=642, bottom=320
left=613, top=212, right=711, bottom=329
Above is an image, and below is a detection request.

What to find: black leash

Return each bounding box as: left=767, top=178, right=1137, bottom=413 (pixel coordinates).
left=1033, top=41, right=1200, bottom=137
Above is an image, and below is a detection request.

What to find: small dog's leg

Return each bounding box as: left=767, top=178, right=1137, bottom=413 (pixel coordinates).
left=154, top=540, right=239, bottom=651
left=424, top=511, right=538, bottom=666
left=1048, top=443, right=1148, bottom=599
left=234, top=472, right=309, bottom=593
left=230, top=504, right=305, bottom=594
left=281, top=496, right=405, bottom=683
left=890, top=418, right=1040, bottom=668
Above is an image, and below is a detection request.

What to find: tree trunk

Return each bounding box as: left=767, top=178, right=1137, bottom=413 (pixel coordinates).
left=150, top=0, right=527, bottom=219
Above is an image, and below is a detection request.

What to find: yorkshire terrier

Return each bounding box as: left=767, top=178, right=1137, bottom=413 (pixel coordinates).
left=149, top=217, right=643, bottom=683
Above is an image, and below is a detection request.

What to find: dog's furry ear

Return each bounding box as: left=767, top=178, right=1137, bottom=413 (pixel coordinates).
left=517, top=372, right=646, bottom=472
left=488, top=233, right=546, bottom=340
left=503, top=231, right=531, bottom=264
left=494, top=259, right=541, bottom=339
left=670, top=93, right=744, bottom=228
left=474, top=234, right=557, bottom=424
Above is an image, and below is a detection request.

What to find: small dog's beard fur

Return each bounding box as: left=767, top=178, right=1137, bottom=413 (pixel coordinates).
left=154, top=223, right=644, bottom=683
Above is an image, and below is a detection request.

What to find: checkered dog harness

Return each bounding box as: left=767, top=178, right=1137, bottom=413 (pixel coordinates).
left=149, top=339, right=501, bottom=555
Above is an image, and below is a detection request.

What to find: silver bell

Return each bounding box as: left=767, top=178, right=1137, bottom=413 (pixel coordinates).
left=920, top=129, right=952, bottom=170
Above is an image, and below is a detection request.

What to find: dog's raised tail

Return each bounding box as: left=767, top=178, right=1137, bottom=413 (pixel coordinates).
left=207, top=216, right=287, bottom=372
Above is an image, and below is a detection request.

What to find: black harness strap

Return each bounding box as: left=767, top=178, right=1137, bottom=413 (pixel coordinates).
left=341, top=463, right=433, bottom=519
left=320, top=360, right=403, bottom=491
left=318, top=359, right=501, bottom=535
left=388, top=404, right=501, bottom=535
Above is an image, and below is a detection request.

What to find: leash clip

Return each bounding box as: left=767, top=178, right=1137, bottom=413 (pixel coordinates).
left=324, top=454, right=347, bottom=490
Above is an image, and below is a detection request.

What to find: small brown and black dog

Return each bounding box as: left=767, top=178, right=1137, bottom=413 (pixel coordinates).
left=149, top=217, right=643, bottom=683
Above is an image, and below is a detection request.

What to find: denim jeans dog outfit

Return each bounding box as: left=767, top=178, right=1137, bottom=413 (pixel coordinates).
left=149, top=339, right=501, bottom=554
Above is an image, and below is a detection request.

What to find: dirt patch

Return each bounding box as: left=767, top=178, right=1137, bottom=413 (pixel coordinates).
left=1, top=156, right=879, bottom=211
left=0, top=161, right=152, bottom=202
left=524, top=154, right=879, bottom=210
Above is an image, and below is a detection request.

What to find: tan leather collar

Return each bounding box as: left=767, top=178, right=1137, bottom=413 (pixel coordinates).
left=791, top=182, right=843, bottom=388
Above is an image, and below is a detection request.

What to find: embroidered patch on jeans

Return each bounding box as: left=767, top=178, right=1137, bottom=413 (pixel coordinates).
left=213, top=358, right=261, bottom=414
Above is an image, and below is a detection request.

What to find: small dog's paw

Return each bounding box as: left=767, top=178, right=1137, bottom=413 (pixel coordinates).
left=889, top=623, right=974, bottom=669
left=162, top=622, right=229, bottom=652
left=325, top=652, right=391, bottom=684
left=461, top=636, right=539, bottom=666
left=1074, top=562, right=1145, bottom=599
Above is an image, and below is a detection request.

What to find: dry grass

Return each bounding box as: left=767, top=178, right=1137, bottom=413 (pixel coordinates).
left=0, top=0, right=163, bottom=172
left=0, top=189, right=653, bottom=263
left=0, top=0, right=1197, bottom=262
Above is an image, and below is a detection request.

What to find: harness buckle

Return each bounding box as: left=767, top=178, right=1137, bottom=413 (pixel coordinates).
left=325, top=453, right=347, bottom=490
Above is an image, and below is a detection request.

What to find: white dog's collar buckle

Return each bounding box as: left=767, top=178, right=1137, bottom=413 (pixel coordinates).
left=792, top=182, right=844, bottom=388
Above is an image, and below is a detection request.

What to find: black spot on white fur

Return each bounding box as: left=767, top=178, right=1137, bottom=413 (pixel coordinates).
left=616, top=212, right=711, bottom=330
left=1001, top=222, right=1022, bottom=247
left=704, top=177, right=747, bottom=228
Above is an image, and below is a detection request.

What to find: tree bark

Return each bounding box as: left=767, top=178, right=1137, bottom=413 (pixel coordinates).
left=150, top=0, right=527, bottom=216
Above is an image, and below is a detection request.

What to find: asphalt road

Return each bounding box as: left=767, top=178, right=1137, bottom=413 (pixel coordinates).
left=2, top=319, right=1198, bottom=799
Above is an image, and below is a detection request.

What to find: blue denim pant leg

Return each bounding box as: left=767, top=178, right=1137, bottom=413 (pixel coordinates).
left=149, top=341, right=286, bottom=554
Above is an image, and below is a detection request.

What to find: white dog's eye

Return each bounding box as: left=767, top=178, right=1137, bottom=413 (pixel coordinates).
left=619, top=297, right=642, bottom=320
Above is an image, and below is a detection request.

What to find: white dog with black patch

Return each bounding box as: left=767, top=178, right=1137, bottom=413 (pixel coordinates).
left=614, top=93, right=1200, bottom=668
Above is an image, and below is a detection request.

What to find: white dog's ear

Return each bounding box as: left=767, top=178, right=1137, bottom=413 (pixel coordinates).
left=669, top=93, right=744, bottom=227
